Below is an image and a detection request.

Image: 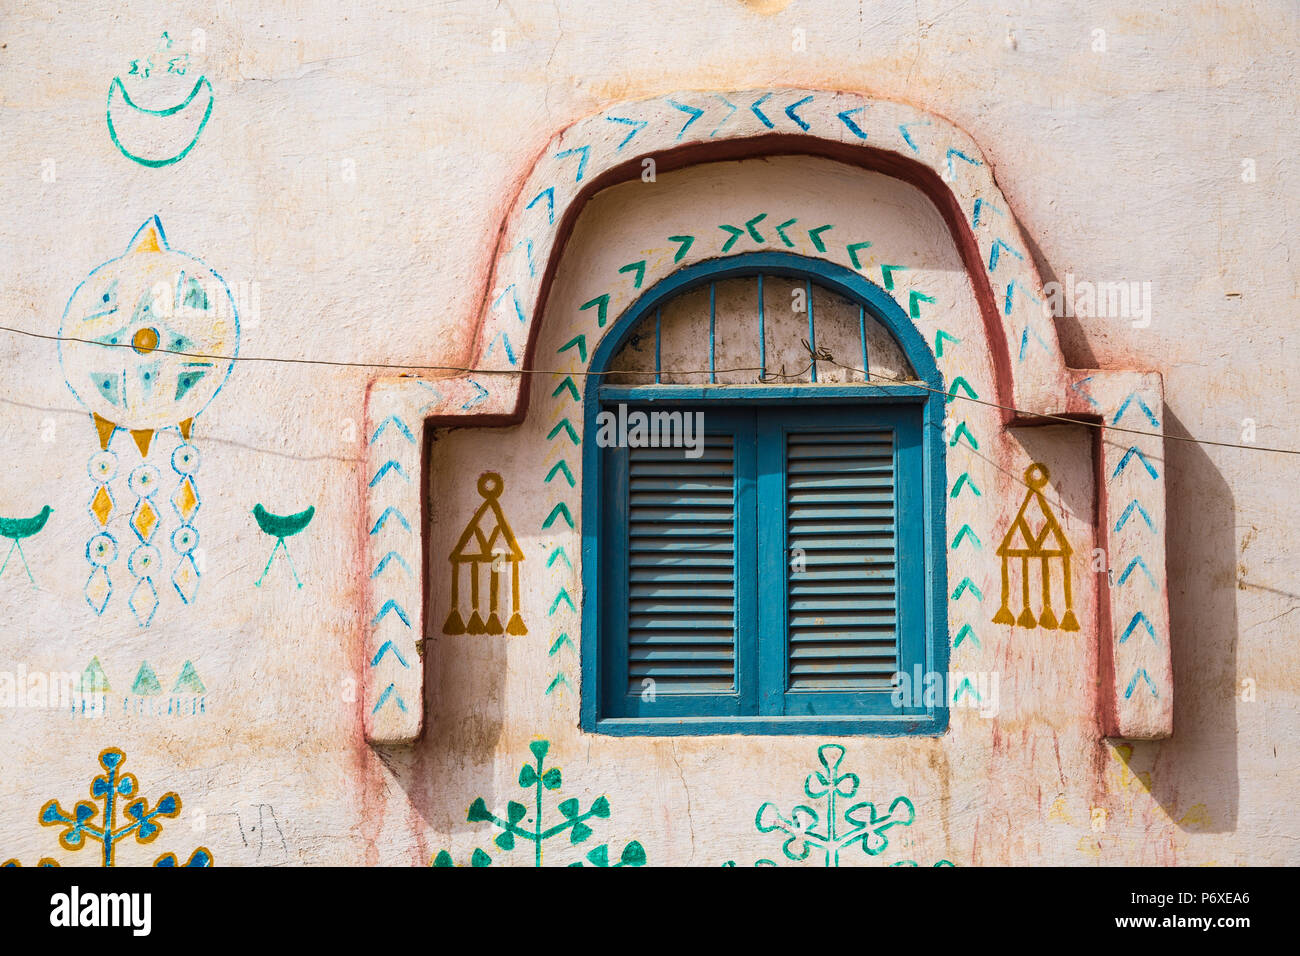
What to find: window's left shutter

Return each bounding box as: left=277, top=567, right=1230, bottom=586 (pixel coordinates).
left=625, top=435, right=738, bottom=698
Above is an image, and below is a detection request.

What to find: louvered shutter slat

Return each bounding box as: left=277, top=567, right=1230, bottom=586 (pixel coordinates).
left=626, top=435, right=736, bottom=694
left=786, top=430, right=898, bottom=690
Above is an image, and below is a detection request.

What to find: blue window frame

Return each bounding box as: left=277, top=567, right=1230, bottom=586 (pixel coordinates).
left=580, top=253, right=948, bottom=736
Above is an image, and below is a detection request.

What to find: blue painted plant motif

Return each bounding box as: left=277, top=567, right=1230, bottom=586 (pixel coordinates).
left=6, top=747, right=213, bottom=867
left=727, top=743, right=953, bottom=867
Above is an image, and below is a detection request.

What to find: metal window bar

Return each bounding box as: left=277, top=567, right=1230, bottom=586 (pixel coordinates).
left=654, top=306, right=662, bottom=384
left=708, top=281, right=717, bottom=384
left=806, top=278, right=817, bottom=382
left=859, top=303, right=868, bottom=380
left=640, top=272, right=876, bottom=386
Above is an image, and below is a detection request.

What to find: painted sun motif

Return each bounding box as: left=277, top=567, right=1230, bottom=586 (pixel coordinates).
left=58, top=217, right=238, bottom=453
left=59, top=218, right=238, bottom=624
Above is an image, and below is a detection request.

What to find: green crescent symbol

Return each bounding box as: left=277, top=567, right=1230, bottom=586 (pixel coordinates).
left=106, top=75, right=214, bottom=168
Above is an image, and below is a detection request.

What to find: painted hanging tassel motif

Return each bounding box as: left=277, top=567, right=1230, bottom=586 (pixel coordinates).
left=444, top=472, right=526, bottom=636
left=59, top=217, right=238, bottom=625
left=992, top=463, right=1079, bottom=631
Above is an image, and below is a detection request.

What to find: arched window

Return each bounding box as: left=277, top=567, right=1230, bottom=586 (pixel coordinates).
left=581, top=252, right=949, bottom=736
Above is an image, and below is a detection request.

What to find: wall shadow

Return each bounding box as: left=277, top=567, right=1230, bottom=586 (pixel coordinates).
left=1126, top=409, right=1239, bottom=832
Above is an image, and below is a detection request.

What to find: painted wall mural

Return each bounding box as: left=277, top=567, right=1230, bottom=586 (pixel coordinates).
left=0, top=504, right=52, bottom=587
left=443, top=472, right=526, bottom=636
left=60, top=217, right=238, bottom=626
left=2, top=748, right=212, bottom=867
left=433, top=738, right=645, bottom=868
left=724, top=744, right=952, bottom=867
left=106, top=31, right=214, bottom=168
left=992, top=463, right=1080, bottom=631
left=355, top=87, right=1173, bottom=745
left=252, top=503, right=315, bottom=589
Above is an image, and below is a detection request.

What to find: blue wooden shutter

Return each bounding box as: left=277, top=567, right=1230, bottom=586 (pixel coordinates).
left=784, top=428, right=899, bottom=691
left=625, top=434, right=739, bottom=695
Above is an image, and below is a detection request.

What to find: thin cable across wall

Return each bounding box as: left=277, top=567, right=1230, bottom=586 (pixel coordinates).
left=4, top=323, right=1295, bottom=456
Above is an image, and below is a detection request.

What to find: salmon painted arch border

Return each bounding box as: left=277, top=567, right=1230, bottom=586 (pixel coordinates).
left=359, top=88, right=1172, bottom=746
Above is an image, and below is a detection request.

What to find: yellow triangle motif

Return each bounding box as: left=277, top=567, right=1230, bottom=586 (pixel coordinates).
left=133, top=225, right=163, bottom=254
left=92, top=413, right=117, bottom=451
left=130, top=429, right=155, bottom=457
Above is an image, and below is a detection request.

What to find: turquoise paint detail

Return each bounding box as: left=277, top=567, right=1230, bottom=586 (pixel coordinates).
left=370, top=415, right=414, bottom=445
left=552, top=377, right=581, bottom=402
left=545, top=460, right=575, bottom=486
left=1111, top=447, right=1159, bottom=480
left=554, top=145, right=590, bottom=182
left=526, top=186, right=555, bottom=226
left=462, top=739, right=645, bottom=867
left=1119, top=610, right=1157, bottom=644
left=1114, top=499, right=1155, bottom=533
left=493, top=283, right=525, bottom=323
left=1116, top=554, right=1156, bottom=588
left=557, top=334, right=587, bottom=362
left=666, top=98, right=704, bottom=138
left=897, top=120, right=930, bottom=151
left=987, top=237, right=1023, bottom=272
left=668, top=234, right=695, bottom=262
left=604, top=115, right=647, bottom=150
left=618, top=260, right=646, bottom=289
left=371, top=550, right=412, bottom=579
left=106, top=75, right=214, bottom=168
left=846, top=241, right=872, bottom=269
left=1125, top=669, right=1158, bottom=699
left=580, top=293, right=610, bottom=326
left=709, top=95, right=737, bottom=136
left=371, top=598, right=411, bottom=628
left=837, top=106, right=868, bottom=139
left=750, top=93, right=775, bottom=128
left=542, top=502, right=574, bottom=530
left=807, top=224, right=834, bottom=252
left=369, top=506, right=411, bottom=535
left=92, top=371, right=122, bottom=406
left=727, top=744, right=924, bottom=867
left=784, top=94, right=814, bottom=130
left=774, top=218, right=798, bottom=247
left=547, top=420, right=580, bottom=446
left=368, top=459, right=408, bottom=487
left=1113, top=391, right=1160, bottom=427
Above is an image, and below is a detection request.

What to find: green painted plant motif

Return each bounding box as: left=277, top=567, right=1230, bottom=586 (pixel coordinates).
left=435, top=739, right=646, bottom=868
left=431, top=848, right=492, bottom=867
left=3, top=747, right=212, bottom=867
left=725, top=743, right=951, bottom=867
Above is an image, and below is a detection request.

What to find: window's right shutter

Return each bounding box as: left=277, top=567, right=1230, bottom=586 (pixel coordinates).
left=785, top=429, right=899, bottom=690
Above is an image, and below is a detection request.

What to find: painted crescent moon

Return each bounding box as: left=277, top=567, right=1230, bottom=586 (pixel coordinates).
left=106, top=75, right=214, bottom=168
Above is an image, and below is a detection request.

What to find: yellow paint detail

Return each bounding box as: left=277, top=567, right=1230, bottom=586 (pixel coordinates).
left=992, top=462, right=1079, bottom=631
left=130, top=428, right=154, bottom=457
left=132, top=500, right=159, bottom=541
left=132, top=225, right=163, bottom=253
left=132, top=326, right=160, bottom=354
left=92, top=413, right=116, bottom=451
left=174, top=477, right=198, bottom=520
left=91, top=486, right=113, bottom=526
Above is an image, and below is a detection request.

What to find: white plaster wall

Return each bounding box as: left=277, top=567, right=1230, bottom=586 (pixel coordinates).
left=0, top=0, right=1295, bottom=866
